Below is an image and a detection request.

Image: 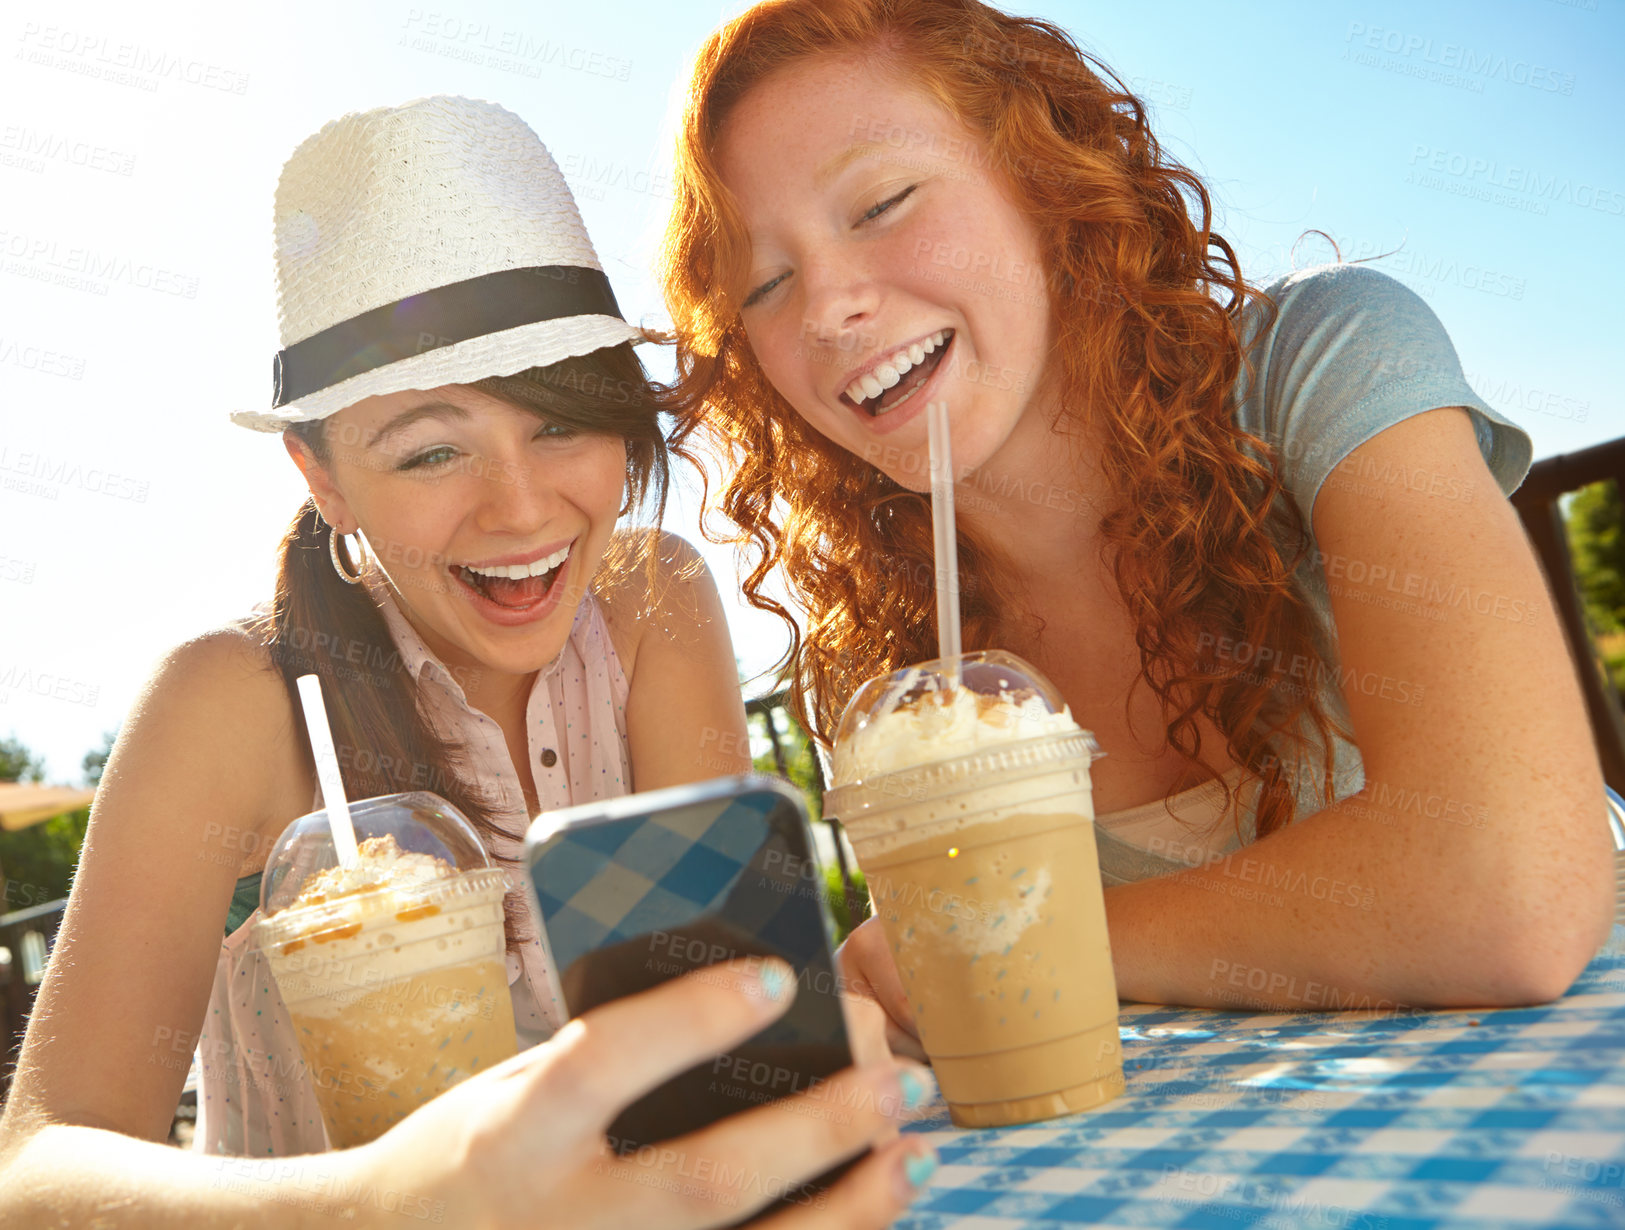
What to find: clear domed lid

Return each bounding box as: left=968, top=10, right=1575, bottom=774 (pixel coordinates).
left=833, top=650, right=1066, bottom=750
left=826, top=651, right=1100, bottom=827
left=258, top=791, right=491, bottom=919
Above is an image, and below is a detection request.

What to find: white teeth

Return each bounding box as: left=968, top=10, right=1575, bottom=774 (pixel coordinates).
left=843, top=330, right=951, bottom=406
left=464, top=543, right=571, bottom=579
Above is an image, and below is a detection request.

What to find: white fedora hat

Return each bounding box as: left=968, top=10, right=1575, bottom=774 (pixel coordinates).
left=232, top=95, right=646, bottom=432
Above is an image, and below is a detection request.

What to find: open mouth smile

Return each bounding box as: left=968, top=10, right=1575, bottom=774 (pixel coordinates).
left=839, top=329, right=955, bottom=418
left=450, top=541, right=572, bottom=619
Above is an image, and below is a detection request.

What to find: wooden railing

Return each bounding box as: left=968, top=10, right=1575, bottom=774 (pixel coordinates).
left=1508, top=437, right=1625, bottom=794
left=0, top=897, right=68, bottom=1103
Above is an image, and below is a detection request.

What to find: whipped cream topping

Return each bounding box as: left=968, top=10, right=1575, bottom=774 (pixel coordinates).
left=287, top=833, right=455, bottom=912
left=833, top=684, right=1082, bottom=785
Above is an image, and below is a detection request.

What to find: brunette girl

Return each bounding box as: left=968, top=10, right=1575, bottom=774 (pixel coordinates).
left=0, top=95, right=935, bottom=1228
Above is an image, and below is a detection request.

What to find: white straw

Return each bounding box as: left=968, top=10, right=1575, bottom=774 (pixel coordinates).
left=296, top=673, right=360, bottom=868
left=927, top=402, right=962, bottom=679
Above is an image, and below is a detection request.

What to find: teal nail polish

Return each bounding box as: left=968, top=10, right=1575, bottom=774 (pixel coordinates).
left=904, top=1149, right=938, bottom=1189
left=758, top=963, right=791, bottom=1001
left=899, top=1068, right=930, bottom=1110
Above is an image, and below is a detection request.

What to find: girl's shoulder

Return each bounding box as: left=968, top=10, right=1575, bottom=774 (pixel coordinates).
left=130, top=622, right=313, bottom=834
left=154, top=620, right=287, bottom=715
left=1246, top=261, right=1434, bottom=342
left=1237, top=260, right=1461, bottom=426
left=592, top=529, right=719, bottom=682
left=1235, top=259, right=1531, bottom=537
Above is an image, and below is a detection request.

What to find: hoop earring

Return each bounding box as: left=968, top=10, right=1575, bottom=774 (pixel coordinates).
left=330, top=525, right=366, bottom=585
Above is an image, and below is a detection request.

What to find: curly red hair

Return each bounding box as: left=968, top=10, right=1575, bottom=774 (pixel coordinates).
left=662, top=0, right=1341, bottom=836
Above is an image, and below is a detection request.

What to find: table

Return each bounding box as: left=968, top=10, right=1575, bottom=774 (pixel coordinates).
left=900, top=929, right=1625, bottom=1228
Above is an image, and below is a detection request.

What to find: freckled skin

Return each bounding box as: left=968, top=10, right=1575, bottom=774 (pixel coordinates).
left=718, top=54, right=1061, bottom=493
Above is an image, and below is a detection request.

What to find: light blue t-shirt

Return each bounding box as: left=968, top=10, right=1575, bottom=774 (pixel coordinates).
left=1236, top=262, right=1530, bottom=533
left=1093, top=262, right=1533, bottom=884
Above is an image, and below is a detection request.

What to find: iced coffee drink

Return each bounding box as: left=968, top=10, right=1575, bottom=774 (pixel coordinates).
left=254, top=793, right=516, bottom=1147
left=826, top=652, right=1123, bottom=1128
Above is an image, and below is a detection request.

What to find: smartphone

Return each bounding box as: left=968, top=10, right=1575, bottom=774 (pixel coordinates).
left=523, top=776, right=860, bottom=1209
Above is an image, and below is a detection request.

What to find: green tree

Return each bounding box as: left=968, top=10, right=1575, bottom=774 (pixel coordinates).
left=748, top=705, right=824, bottom=824
left=747, top=702, right=872, bottom=940
left=0, top=736, right=92, bottom=912
left=83, top=729, right=117, bottom=787
left=0, top=736, right=46, bottom=784
left=822, top=861, right=869, bottom=942
left=1566, top=479, right=1625, bottom=692
left=0, top=810, right=87, bottom=910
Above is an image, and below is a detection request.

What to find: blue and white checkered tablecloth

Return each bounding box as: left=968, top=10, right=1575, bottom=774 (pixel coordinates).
left=900, top=929, right=1625, bottom=1229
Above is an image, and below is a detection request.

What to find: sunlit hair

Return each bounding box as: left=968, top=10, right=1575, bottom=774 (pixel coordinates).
left=661, top=0, right=1341, bottom=837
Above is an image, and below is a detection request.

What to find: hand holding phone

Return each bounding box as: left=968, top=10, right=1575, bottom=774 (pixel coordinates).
left=354, top=956, right=940, bottom=1230
left=524, top=776, right=921, bottom=1218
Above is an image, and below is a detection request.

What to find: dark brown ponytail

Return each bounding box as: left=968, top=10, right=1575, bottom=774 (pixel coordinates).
left=249, top=344, right=672, bottom=950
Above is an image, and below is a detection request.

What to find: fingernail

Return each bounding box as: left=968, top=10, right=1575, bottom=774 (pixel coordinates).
left=899, top=1066, right=934, bottom=1111
left=757, top=959, right=793, bottom=1002
left=902, top=1146, right=938, bottom=1193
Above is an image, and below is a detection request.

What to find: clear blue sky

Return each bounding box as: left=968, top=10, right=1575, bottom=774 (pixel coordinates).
left=1, top=0, right=1620, bottom=781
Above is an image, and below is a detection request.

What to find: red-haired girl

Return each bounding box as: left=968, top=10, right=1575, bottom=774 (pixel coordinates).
left=660, top=0, right=1615, bottom=1038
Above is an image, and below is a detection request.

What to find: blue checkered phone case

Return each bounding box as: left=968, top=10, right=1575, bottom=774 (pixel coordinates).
left=524, top=776, right=855, bottom=1154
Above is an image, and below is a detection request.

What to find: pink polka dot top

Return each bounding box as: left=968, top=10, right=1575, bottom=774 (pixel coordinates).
left=193, top=582, right=631, bottom=1157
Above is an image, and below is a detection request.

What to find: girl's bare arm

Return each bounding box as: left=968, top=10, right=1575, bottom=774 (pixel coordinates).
left=1106, top=406, right=1613, bottom=1009
left=0, top=629, right=330, bottom=1226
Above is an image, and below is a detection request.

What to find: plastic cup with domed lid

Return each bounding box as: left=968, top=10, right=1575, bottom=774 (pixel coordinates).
left=824, top=649, right=1122, bottom=1128
left=252, top=791, right=518, bottom=1148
